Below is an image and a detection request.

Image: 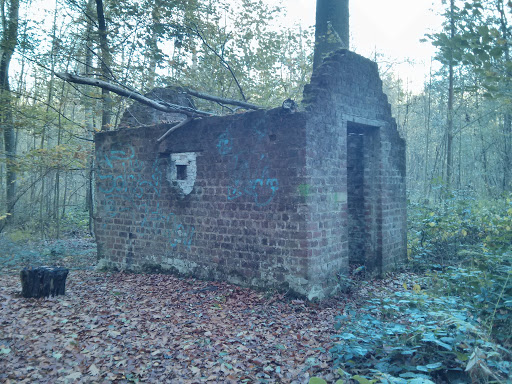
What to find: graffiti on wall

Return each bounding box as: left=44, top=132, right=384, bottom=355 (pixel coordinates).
left=217, top=124, right=279, bottom=207
left=97, top=145, right=195, bottom=249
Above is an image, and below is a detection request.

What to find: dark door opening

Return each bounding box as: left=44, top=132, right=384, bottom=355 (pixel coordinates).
left=347, top=121, right=382, bottom=274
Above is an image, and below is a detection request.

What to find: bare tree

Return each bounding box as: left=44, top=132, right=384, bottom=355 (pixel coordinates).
left=0, top=0, right=19, bottom=225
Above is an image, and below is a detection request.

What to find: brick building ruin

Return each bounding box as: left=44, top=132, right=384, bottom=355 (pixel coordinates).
left=94, top=50, right=407, bottom=300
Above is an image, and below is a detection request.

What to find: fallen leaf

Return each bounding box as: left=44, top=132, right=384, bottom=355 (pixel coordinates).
left=62, top=371, right=81, bottom=382
left=88, top=364, right=100, bottom=376
left=190, top=366, right=201, bottom=375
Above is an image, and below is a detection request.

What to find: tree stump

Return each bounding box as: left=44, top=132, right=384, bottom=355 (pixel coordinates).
left=20, top=266, right=69, bottom=298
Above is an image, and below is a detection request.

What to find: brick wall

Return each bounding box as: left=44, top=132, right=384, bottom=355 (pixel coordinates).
left=303, top=49, right=407, bottom=277
left=95, top=109, right=325, bottom=297
left=94, top=49, right=406, bottom=299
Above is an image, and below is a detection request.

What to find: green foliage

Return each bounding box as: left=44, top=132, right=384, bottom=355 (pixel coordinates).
left=7, top=229, right=33, bottom=243
left=54, top=208, right=90, bottom=237
left=330, top=195, right=512, bottom=382
left=309, top=378, right=328, bottom=384
left=0, top=212, right=11, bottom=222
left=427, top=0, right=512, bottom=101
left=171, top=0, right=313, bottom=109
left=429, top=255, right=511, bottom=345
left=408, top=194, right=512, bottom=344
left=14, top=144, right=88, bottom=173
left=4, top=206, right=90, bottom=240
left=330, top=290, right=510, bottom=383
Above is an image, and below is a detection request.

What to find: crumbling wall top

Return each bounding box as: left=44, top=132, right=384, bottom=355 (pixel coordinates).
left=119, top=87, right=195, bottom=128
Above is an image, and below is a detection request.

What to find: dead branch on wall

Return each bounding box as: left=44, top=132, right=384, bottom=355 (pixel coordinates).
left=183, top=88, right=261, bottom=111
left=156, top=117, right=194, bottom=142
left=55, top=73, right=213, bottom=118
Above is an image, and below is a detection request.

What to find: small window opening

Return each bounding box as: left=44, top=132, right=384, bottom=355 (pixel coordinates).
left=176, top=164, right=187, bottom=180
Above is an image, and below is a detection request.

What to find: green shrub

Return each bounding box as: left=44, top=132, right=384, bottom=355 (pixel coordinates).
left=329, top=194, right=512, bottom=383
left=58, top=207, right=90, bottom=236
left=407, top=194, right=512, bottom=345
left=330, top=291, right=510, bottom=383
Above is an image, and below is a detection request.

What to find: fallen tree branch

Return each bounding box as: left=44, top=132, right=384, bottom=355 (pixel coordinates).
left=184, top=88, right=262, bottom=110
left=156, top=117, right=194, bottom=142
left=56, top=73, right=263, bottom=125
left=55, top=73, right=213, bottom=118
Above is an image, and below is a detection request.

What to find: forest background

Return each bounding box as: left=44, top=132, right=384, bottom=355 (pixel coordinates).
left=0, top=0, right=510, bottom=234
left=0, top=0, right=511, bottom=382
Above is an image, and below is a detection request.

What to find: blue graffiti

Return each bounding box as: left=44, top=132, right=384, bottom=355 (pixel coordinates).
left=218, top=126, right=279, bottom=206
left=168, top=220, right=195, bottom=248
left=97, top=145, right=194, bottom=249
left=110, top=147, right=135, bottom=160
left=216, top=132, right=233, bottom=155
left=227, top=165, right=279, bottom=207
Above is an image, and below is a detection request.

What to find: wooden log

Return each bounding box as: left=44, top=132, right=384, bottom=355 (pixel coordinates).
left=20, top=266, right=69, bottom=298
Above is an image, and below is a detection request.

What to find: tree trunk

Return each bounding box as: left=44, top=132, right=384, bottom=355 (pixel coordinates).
left=423, top=63, right=433, bottom=197
left=146, top=1, right=161, bottom=90
left=84, top=0, right=96, bottom=235
left=20, top=267, right=69, bottom=298
left=38, top=1, right=59, bottom=238
left=313, top=0, right=349, bottom=70
left=96, top=0, right=112, bottom=131
left=0, top=0, right=20, bottom=226
left=445, top=0, right=455, bottom=192
left=503, top=112, right=511, bottom=192
left=497, top=0, right=511, bottom=192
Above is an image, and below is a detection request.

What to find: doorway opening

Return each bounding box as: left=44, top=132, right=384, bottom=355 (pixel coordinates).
left=347, top=121, right=382, bottom=274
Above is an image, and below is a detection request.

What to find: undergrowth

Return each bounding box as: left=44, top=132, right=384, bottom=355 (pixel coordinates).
left=1, top=207, right=90, bottom=239
left=325, top=193, right=512, bottom=384
left=0, top=235, right=96, bottom=274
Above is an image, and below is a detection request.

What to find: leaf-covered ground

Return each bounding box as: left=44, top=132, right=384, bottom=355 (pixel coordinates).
left=0, top=237, right=415, bottom=383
